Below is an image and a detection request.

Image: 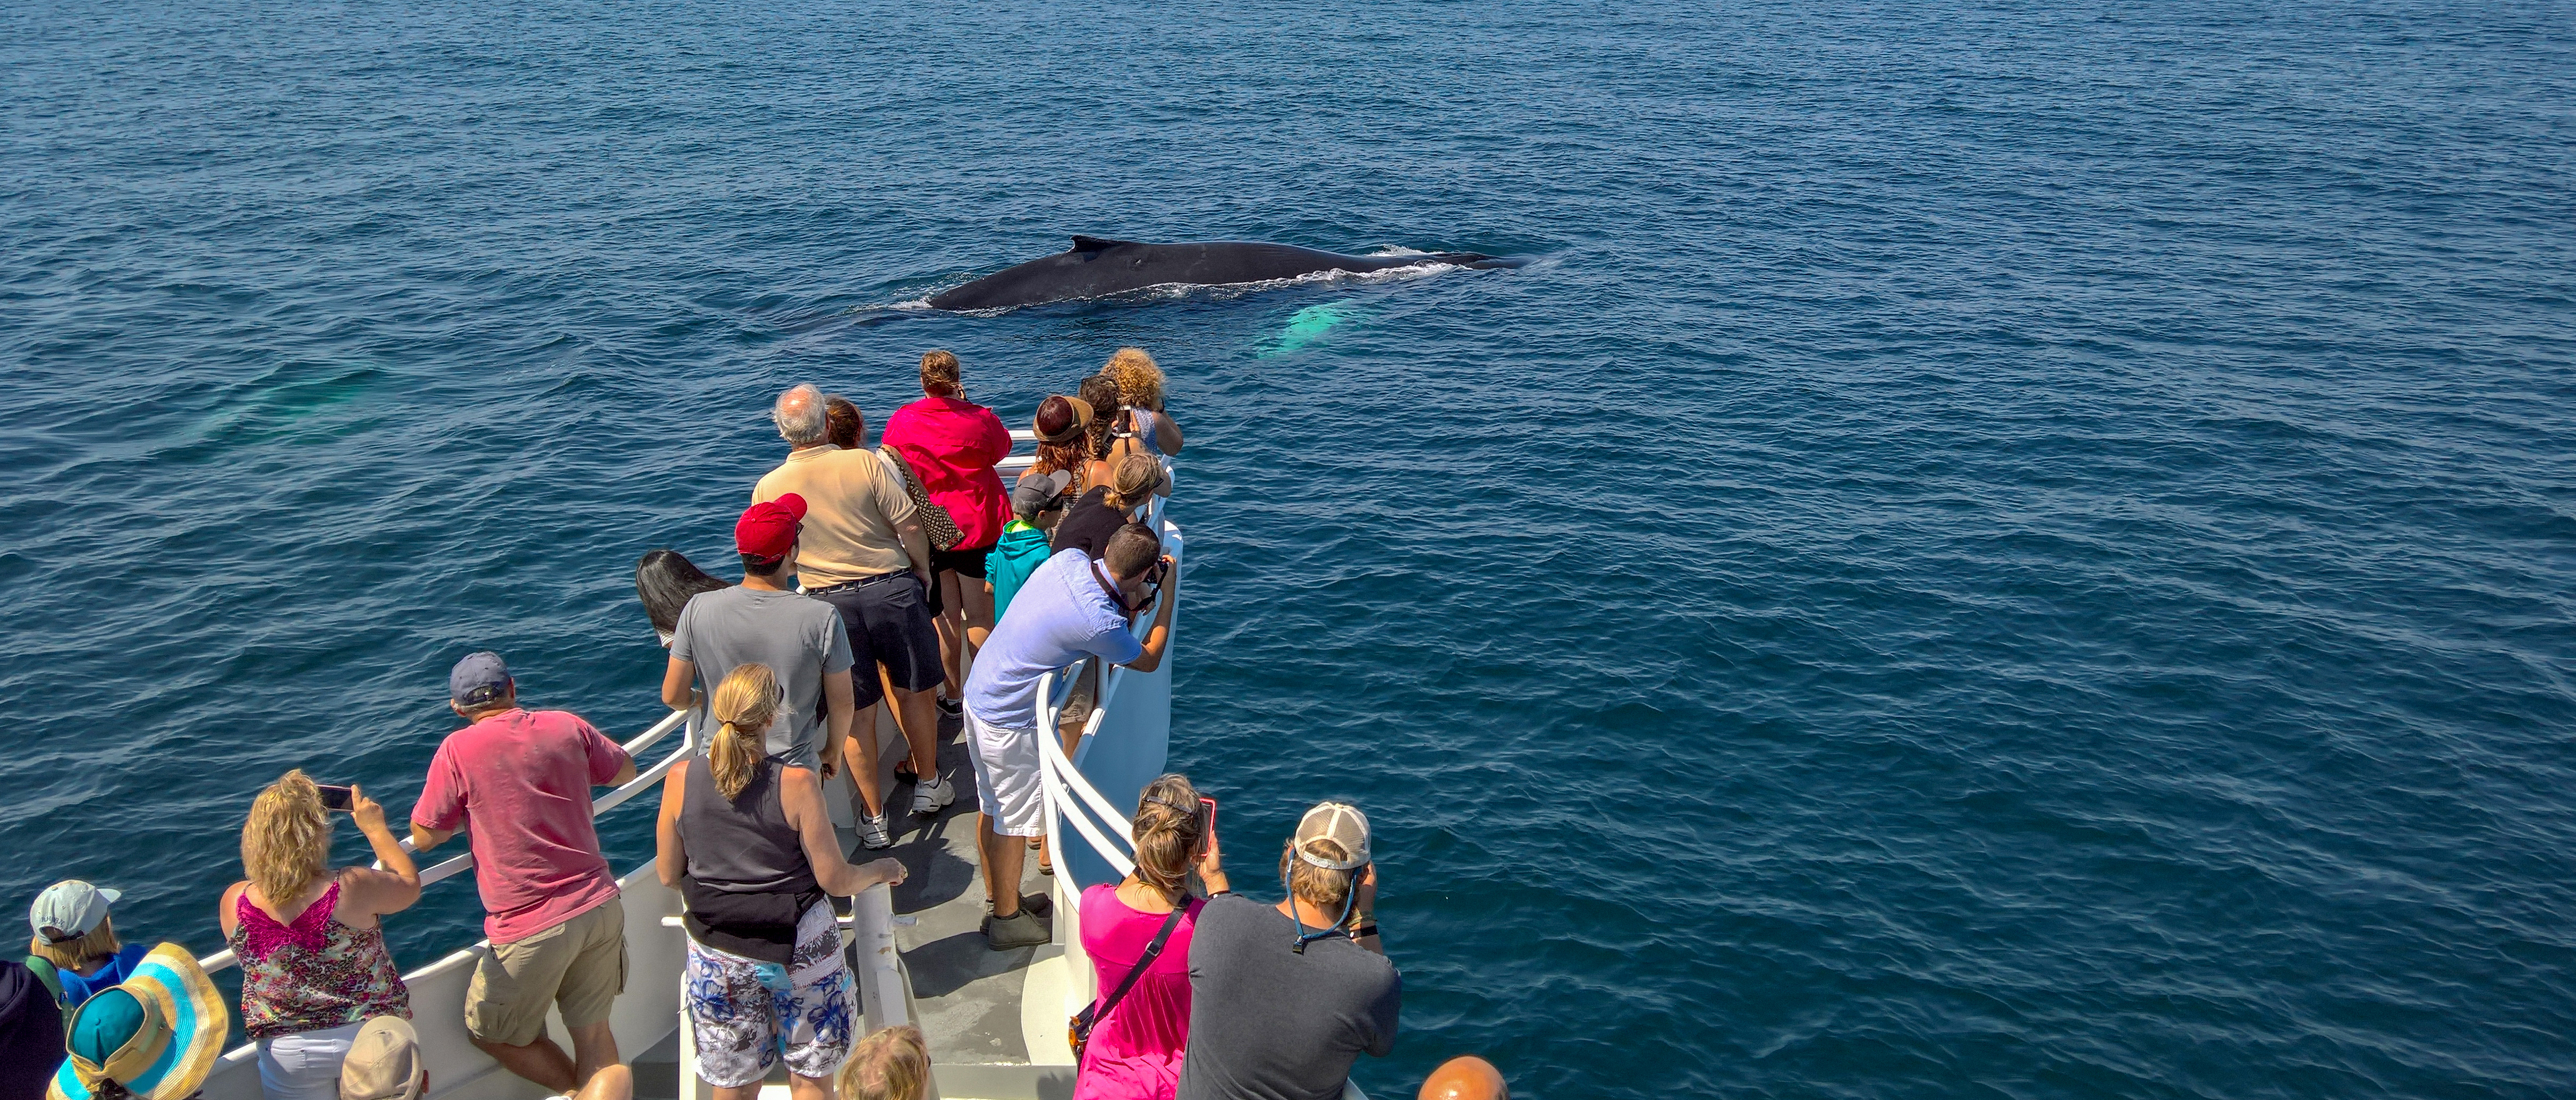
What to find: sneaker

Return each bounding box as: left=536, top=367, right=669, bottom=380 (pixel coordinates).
left=935, top=695, right=963, bottom=718
left=983, top=909, right=1051, bottom=950
left=910, top=774, right=955, bottom=816
left=858, top=812, right=893, bottom=850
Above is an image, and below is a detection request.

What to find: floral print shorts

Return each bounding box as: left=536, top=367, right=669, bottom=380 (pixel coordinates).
left=683, top=901, right=856, bottom=1087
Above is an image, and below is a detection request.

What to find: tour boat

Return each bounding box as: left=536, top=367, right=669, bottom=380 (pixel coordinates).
left=177, top=436, right=1331, bottom=1100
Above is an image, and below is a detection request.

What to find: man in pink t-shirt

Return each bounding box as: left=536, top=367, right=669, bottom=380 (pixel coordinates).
left=412, top=651, right=637, bottom=1092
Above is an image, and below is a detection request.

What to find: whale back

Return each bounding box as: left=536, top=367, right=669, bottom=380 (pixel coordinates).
left=927, top=238, right=1516, bottom=311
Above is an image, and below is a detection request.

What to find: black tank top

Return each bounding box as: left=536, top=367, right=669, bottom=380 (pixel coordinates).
left=677, top=755, right=824, bottom=962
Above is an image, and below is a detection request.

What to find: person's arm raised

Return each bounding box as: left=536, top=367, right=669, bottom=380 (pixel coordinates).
left=779, top=765, right=907, bottom=897
left=1121, top=556, right=1180, bottom=674
left=654, top=766, right=688, bottom=889
left=1197, top=812, right=1229, bottom=896
left=345, top=786, right=423, bottom=917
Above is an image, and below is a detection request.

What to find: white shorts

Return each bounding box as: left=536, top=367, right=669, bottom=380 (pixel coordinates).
left=965, top=706, right=1045, bottom=838
left=258, top=1021, right=363, bottom=1100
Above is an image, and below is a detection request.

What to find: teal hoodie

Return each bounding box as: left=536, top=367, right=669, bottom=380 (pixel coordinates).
left=986, top=521, right=1056, bottom=619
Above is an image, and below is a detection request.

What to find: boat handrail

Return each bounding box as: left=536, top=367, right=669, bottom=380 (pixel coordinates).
left=192, top=706, right=697, bottom=976
left=1038, top=668, right=1140, bottom=880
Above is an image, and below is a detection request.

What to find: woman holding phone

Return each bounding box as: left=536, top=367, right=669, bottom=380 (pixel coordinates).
left=218, top=769, right=421, bottom=1100
left=1072, top=774, right=1225, bottom=1100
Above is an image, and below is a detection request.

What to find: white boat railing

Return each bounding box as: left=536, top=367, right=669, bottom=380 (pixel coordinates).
left=1031, top=469, right=1177, bottom=887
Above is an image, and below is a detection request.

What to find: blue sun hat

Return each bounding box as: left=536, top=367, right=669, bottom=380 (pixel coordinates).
left=47, top=944, right=227, bottom=1100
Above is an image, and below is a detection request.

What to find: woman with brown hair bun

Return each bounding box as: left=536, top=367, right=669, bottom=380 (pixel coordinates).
left=657, top=663, right=908, bottom=1100
left=824, top=394, right=865, bottom=451
left=218, top=769, right=420, bottom=1100
left=1072, top=774, right=1224, bottom=1100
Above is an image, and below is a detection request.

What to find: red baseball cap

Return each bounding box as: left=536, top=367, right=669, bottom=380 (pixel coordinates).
left=736, top=494, right=807, bottom=559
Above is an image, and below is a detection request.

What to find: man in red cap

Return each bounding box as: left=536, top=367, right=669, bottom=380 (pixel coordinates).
left=660, top=495, right=868, bottom=840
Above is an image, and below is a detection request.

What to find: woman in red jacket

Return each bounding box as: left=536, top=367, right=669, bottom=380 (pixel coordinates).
left=882, top=349, right=1014, bottom=705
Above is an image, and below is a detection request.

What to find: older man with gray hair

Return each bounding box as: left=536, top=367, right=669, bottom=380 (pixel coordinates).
left=751, top=384, right=952, bottom=849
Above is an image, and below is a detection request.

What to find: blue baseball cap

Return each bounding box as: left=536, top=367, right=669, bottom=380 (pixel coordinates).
left=449, top=651, right=513, bottom=707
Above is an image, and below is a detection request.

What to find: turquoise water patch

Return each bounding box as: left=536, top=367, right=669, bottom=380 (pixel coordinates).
left=1256, top=301, right=1362, bottom=358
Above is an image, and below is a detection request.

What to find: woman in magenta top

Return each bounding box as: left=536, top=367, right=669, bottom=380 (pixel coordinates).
left=881, top=349, right=1014, bottom=700
left=1076, top=774, right=1226, bottom=1100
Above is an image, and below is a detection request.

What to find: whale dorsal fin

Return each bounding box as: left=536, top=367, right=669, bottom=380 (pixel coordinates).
left=1070, top=235, right=1140, bottom=252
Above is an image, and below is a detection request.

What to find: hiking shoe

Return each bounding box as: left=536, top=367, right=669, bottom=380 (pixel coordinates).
left=858, top=812, right=894, bottom=850
left=983, top=909, right=1050, bottom=950
left=910, top=774, right=955, bottom=816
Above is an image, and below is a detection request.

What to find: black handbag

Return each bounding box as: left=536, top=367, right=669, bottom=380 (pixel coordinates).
left=1068, top=904, right=1186, bottom=1062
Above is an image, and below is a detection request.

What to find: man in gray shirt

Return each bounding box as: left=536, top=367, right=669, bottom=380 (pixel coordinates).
left=1177, top=802, right=1399, bottom=1100
left=660, top=496, right=860, bottom=823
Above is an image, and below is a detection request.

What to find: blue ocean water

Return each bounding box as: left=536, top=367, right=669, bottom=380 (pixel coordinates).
left=5, top=0, right=2574, bottom=1095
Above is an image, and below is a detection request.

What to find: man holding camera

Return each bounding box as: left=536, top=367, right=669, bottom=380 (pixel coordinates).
left=960, top=522, right=1179, bottom=949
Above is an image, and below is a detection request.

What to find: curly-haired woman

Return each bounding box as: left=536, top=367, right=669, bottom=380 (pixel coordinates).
left=219, top=770, right=419, bottom=1100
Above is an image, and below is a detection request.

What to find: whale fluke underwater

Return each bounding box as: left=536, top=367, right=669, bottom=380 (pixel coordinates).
left=926, top=236, right=1524, bottom=312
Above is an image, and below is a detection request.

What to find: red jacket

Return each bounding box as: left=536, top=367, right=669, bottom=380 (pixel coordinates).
left=884, top=396, right=1013, bottom=550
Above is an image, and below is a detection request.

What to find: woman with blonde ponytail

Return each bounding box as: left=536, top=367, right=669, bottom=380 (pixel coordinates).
left=1071, top=774, right=1226, bottom=1100
left=218, top=768, right=420, bottom=1100
left=706, top=661, right=778, bottom=801
left=657, top=663, right=910, bottom=1098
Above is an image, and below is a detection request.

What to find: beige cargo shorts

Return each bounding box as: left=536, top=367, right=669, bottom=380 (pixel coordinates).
left=465, top=896, right=628, bottom=1045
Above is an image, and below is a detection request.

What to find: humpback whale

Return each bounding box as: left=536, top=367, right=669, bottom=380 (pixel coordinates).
left=926, top=236, right=1522, bottom=312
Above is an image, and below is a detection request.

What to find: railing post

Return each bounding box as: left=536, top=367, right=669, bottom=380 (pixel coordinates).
left=854, top=883, right=908, bottom=1033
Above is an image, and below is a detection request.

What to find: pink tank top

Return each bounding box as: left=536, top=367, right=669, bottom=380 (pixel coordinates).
left=226, top=881, right=410, bottom=1040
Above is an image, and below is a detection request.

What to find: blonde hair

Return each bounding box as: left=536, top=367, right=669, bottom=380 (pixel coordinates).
left=1280, top=838, right=1357, bottom=911
left=242, top=770, right=331, bottom=908
left=838, top=1024, right=929, bottom=1100
left=28, top=918, right=118, bottom=972
left=1101, top=453, right=1162, bottom=512
left=1131, top=775, right=1205, bottom=901
left=919, top=350, right=962, bottom=397
left=710, top=664, right=781, bottom=801
left=1103, top=347, right=1166, bottom=411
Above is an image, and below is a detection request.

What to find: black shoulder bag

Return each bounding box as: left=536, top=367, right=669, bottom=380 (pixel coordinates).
left=1068, top=904, right=1187, bottom=1062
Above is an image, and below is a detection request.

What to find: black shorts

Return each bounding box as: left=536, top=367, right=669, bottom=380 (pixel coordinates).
left=924, top=543, right=995, bottom=616
left=812, top=573, right=944, bottom=706
left=930, top=544, right=992, bottom=580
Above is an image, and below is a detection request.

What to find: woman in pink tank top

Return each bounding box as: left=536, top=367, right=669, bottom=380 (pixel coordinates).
left=1075, top=774, right=1228, bottom=1100
left=217, top=771, right=421, bottom=1100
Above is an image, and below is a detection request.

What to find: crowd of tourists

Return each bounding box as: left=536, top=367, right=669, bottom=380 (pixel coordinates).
left=2, top=348, right=1507, bottom=1100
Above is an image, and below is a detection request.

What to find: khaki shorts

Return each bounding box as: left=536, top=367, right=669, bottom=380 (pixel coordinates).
left=466, top=896, right=628, bottom=1045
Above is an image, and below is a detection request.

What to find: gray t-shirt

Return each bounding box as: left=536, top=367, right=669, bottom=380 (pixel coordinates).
left=1175, top=893, right=1400, bottom=1100
left=669, top=585, right=853, bottom=769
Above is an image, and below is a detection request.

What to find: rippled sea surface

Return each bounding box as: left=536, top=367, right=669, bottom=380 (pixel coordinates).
left=6, top=0, right=2574, bottom=1095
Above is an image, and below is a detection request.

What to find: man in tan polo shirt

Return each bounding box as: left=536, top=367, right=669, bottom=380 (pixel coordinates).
left=755, top=384, right=950, bottom=850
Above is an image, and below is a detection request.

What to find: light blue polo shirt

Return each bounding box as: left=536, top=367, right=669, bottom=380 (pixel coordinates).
left=965, top=549, right=1144, bottom=728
